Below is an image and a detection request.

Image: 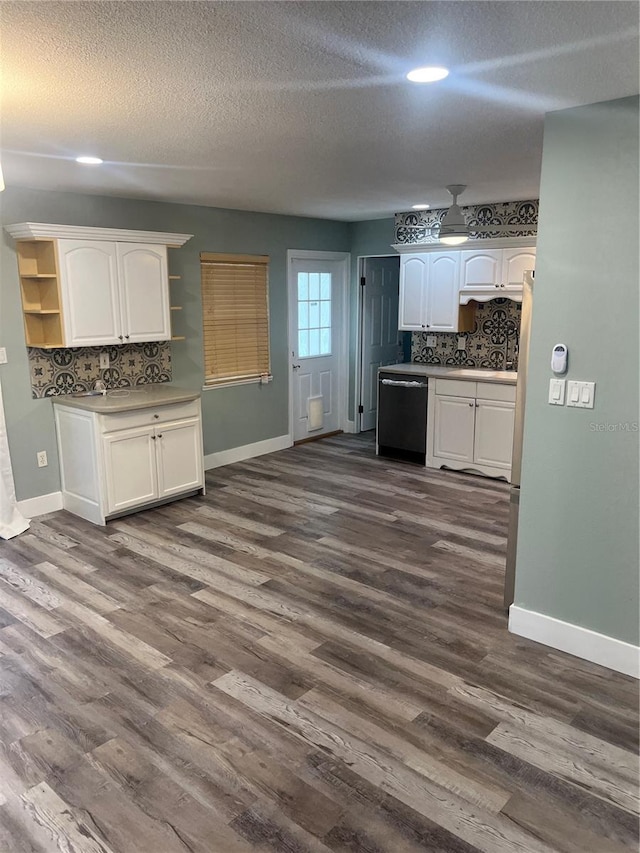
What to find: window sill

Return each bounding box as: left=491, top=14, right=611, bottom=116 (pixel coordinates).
left=202, top=375, right=272, bottom=391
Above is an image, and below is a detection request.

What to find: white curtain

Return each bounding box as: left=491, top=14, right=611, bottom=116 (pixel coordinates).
left=0, top=378, right=30, bottom=539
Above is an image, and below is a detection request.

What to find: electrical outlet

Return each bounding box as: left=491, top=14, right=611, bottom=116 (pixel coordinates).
left=457, top=337, right=467, bottom=351
left=100, top=352, right=110, bottom=369
left=36, top=450, right=48, bottom=468
left=0, top=347, right=7, bottom=364
left=426, top=335, right=437, bottom=348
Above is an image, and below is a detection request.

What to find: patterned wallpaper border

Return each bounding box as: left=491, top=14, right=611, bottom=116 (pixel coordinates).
left=395, top=199, right=538, bottom=245
left=29, top=342, right=172, bottom=398
left=412, top=298, right=521, bottom=370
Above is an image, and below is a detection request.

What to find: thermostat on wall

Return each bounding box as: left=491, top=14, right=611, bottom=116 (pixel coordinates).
left=551, top=344, right=568, bottom=375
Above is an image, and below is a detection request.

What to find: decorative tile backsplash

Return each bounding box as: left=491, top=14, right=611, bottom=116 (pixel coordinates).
left=395, top=199, right=538, bottom=245
left=28, top=342, right=172, bottom=398
left=411, top=299, right=521, bottom=370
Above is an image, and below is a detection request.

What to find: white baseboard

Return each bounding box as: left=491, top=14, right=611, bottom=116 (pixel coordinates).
left=204, top=434, right=291, bottom=470
left=509, top=605, right=640, bottom=679
left=17, top=491, right=63, bottom=518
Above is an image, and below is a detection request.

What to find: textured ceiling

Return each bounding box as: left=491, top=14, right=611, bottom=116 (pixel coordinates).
left=0, top=1, right=638, bottom=220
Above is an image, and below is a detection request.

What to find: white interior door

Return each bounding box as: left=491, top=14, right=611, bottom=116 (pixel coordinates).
left=360, top=257, right=401, bottom=432
left=289, top=255, right=347, bottom=443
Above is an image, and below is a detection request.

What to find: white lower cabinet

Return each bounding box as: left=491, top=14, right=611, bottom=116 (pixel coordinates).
left=54, top=398, right=204, bottom=524
left=433, top=395, right=476, bottom=462
left=473, top=399, right=515, bottom=469
left=427, top=379, right=516, bottom=480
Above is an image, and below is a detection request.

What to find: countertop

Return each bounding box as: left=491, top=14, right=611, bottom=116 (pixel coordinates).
left=51, top=384, right=200, bottom=413
left=378, top=364, right=518, bottom=385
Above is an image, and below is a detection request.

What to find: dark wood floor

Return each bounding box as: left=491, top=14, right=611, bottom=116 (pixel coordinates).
left=0, top=432, right=637, bottom=852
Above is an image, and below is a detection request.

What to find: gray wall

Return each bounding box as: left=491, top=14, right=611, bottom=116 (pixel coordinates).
left=515, top=96, right=639, bottom=645
left=0, top=187, right=350, bottom=500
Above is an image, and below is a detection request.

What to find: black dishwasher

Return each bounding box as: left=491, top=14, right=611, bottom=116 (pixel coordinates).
left=377, top=371, right=428, bottom=465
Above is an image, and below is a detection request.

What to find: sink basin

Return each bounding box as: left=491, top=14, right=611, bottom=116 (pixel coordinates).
left=72, top=390, right=106, bottom=398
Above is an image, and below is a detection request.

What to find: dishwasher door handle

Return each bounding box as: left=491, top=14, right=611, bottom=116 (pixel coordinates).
left=380, top=379, right=427, bottom=388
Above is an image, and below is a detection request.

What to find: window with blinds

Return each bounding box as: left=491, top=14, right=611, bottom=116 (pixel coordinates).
left=200, top=252, right=270, bottom=386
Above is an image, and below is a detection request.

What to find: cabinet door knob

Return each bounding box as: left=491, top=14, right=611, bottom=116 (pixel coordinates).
left=468, top=402, right=474, bottom=407
left=153, top=414, right=160, bottom=419
left=157, top=434, right=163, bottom=439
left=151, top=435, right=156, bottom=440
left=125, top=334, right=130, bottom=339
left=475, top=401, right=479, bottom=407
left=118, top=335, right=123, bottom=341
left=500, top=283, right=505, bottom=288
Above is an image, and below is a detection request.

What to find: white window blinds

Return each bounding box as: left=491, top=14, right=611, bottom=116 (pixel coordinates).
left=200, top=252, right=270, bottom=386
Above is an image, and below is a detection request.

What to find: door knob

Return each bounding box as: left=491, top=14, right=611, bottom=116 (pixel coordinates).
left=292, top=364, right=301, bottom=369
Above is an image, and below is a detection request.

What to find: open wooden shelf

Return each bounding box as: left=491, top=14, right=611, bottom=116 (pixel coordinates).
left=17, top=240, right=65, bottom=347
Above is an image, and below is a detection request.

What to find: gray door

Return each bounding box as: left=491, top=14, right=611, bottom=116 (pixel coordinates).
left=360, top=257, right=401, bottom=431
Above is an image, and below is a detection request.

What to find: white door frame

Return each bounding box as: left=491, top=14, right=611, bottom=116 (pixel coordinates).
left=354, top=253, right=399, bottom=434
left=287, top=250, right=351, bottom=443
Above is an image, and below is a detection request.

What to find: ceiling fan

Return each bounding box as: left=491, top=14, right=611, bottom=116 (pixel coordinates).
left=408, top=185, right=537, bottom=246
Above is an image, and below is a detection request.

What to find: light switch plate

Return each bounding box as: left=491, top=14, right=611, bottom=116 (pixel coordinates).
left=566, top=380, right=595, bottom=409
left=0, top=347, right=7, bottom=364
left=457, top=337, right=467, bottom=351
left=548, top=378, right=565, bottom=405
left=99, top=352, right=110, bottom=369
left=426, top=335, right=437, bottom=348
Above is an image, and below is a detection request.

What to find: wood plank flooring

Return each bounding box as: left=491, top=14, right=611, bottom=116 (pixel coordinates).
left=0, top=432, right=637, bottom=852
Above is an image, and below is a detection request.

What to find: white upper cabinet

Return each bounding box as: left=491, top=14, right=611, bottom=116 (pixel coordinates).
left=7, top=224, right=193, bottom=349
left=459, top=249, right=502, bottom=292
left=117, top=243, right=170, bottom=343
left=58, top=240, right=121, bottom=346
left=398, top=254, right=429, bottom=331
left=58, top=240, right=171, bottom=347
left=460, top=246, right=536, bottom=295
left=501, top=248, right=536, bottom=290
left=399, top=251, right=471, bottom=332
left=427, top=252, right=459, bottom=331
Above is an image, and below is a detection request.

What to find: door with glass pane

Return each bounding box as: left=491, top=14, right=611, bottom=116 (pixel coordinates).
left=289, top=256, right=346, bottom=443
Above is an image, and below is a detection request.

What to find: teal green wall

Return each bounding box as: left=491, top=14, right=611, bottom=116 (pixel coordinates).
left=0, top=187, right=350, bottom=500
left=515, top=97, right=639, bottom=645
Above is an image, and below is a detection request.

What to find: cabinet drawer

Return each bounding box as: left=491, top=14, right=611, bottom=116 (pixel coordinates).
left=99, top=399, right=200, bottom=433
left=434, top=379, right=477, bottom=398
left=476, top=382, right=517, bottom=403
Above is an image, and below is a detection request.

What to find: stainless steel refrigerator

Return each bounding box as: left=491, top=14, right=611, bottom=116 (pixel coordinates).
left=504, top=270, right=534, bottom=609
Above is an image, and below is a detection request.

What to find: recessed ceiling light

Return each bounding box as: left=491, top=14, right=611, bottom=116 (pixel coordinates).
left=412, top=203, right=430, bottom=210
left=406, top=66, right=449, bottom=84
left=75, top=156, right=103, bottom=165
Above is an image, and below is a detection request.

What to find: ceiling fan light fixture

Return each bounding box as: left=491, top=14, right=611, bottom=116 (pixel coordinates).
left=438, top=183, right=469, bottom=244
left=439, top=233, right=469, bottom=246
left=406, top=66, right=449, bottom=84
